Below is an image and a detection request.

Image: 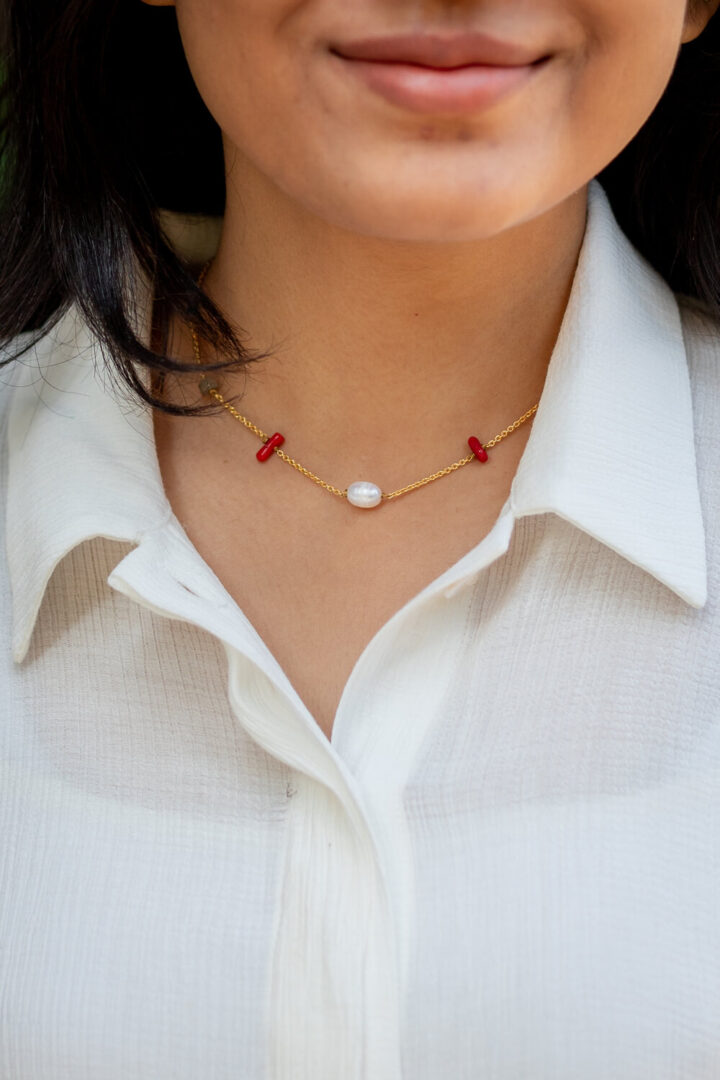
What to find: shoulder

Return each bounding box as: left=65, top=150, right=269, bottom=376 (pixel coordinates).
left=678, top=293, right=720, bottom=365
left=0, top=329, right=40, bottom=431
left=676, top=295, right=720, bottom=591
left=677, top=295, right=720, bottom=434
left=0, top=305, right=97, bottom=413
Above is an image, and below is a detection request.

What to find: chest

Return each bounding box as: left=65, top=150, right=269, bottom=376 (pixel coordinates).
left=175, top=483, right=513, bottom=741
left=4, top=565, right=720, bottom=1080
left=152, top=407, right=536, bottom=740
left=5, top=511, right=720, bottom=1077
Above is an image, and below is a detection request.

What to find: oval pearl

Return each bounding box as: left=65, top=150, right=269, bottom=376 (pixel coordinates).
left=347, top=481, right=383, bottom=509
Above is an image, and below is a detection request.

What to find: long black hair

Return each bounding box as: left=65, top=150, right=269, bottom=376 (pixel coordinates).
left=0, top=0, right=718, bottom=412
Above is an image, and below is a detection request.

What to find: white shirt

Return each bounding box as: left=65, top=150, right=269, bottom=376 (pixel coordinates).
left=1, top=181, right=719, bottom=1080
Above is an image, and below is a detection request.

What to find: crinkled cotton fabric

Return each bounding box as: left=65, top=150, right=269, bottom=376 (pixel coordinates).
left=1, top=182, right=719, bottom=1079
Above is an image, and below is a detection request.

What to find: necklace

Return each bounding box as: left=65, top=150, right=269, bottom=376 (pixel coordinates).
left=190, top=263, right=540, bottom=509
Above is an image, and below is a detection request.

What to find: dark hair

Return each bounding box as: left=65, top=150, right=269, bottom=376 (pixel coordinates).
left=0, top=0, right=718, bottom=412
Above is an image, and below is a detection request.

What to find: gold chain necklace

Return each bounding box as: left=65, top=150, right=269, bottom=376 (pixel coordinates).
left=191, top=263, right=539, bottom=509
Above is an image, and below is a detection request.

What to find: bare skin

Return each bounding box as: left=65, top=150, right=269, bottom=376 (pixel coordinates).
left=153, top=192, right=583, bottom=740
left=154, top=406, right=537, bottom=741
left=146, top=0, right=718, bottom=739
left=154, top=340, right=546, bottom=741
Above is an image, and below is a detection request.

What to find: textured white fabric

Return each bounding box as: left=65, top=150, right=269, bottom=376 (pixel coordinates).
left=1, top=181, right=719, bottom=1079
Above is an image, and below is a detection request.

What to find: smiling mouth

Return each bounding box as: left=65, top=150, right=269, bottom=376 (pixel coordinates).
left=329, top=31, right=551, bottom=116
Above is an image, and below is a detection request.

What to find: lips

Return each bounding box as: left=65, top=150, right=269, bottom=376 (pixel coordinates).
left=332, top=32, right=546, bottom=71
left=330, top=32, right=548, bottom=116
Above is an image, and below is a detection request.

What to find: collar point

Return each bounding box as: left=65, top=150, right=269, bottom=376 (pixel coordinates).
left=11, top=618, right=35, bottom=665
left=671, top=579, right=708, bottom=610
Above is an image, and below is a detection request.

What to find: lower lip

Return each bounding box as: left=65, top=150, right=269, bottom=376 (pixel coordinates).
left=335, top=57, right=540, bottom=115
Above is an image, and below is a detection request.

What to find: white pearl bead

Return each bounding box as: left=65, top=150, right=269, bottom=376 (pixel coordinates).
left=347, top=481, right=383, bottom=508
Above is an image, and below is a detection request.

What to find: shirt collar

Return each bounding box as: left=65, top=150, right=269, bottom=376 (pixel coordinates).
left=5, top=266, right=169, bottom=663
left=510, top=182, right=707, bottom=609
left=4, top=182, right=707, bottom=663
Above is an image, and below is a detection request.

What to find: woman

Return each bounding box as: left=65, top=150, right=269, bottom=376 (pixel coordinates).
left=1, top=0, right=719, bottom=1076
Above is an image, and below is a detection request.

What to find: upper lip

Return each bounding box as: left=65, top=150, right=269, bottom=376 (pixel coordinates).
left=331, top=32, right=545, bottom=69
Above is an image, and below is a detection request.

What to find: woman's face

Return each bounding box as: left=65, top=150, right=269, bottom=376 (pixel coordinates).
left=149, top=0, right=716, bottom=241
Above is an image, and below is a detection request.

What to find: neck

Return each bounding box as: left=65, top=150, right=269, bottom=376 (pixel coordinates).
left=194, top=161, right=588, bottom=472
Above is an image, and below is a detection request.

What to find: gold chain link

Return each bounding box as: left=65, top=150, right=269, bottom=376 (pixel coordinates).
left=189, top=264, right=539, bottom=504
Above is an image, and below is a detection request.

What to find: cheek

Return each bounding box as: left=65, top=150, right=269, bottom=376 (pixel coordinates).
left=174, top=0, right=294, bottom=138
left=553, top=3, right=685, bottom=180
left=173, top=0, right=691, bottom=242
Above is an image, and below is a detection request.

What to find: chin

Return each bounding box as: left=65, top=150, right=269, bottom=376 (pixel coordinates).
left=297, top=175, right=528, bottom=244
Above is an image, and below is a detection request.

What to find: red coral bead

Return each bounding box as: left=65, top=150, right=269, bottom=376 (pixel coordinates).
left=256, top=432, right=285, bottom=462
left=468, top=436, right=489, bottom=463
